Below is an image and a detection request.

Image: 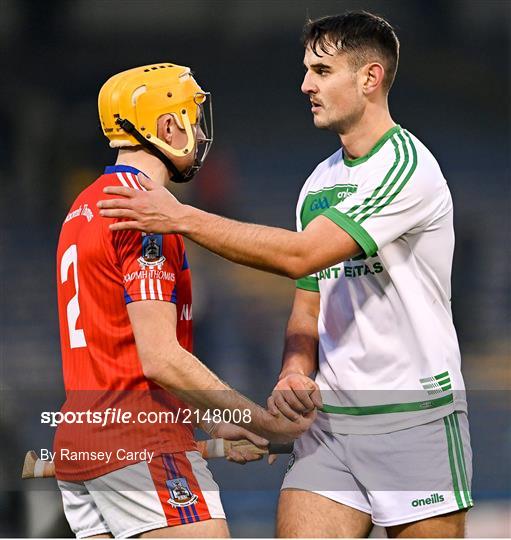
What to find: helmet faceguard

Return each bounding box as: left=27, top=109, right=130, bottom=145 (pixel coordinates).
left=167, top=91, right=213, bottom=182
left=98, top=63, right=213, bottom=182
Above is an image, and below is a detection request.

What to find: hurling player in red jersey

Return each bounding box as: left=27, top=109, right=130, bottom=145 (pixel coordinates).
left=55, top=63, right=315, bottom=538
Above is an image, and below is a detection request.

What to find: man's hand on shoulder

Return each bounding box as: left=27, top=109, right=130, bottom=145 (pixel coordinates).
left=267, top=372, right=323, bottom=421
left=97, top=175, right=186, bottom=233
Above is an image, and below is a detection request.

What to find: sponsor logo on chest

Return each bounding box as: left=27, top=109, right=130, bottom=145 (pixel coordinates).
left=301, top=184, right=357, bottom=229
left=316, top=261, right=384, bottom=281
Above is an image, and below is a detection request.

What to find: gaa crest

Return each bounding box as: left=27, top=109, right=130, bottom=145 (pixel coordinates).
left=166, top=477, right=198, bottom=508
left=138, top=234, right=166, bottom=269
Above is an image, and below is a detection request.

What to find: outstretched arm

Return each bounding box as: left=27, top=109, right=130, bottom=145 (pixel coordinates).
left=97, top=176, right=361, bottom=279
left=128, top=299, right=314, bottom=444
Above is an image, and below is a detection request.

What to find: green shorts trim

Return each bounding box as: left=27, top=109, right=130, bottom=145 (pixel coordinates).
left=444, top=412, right=473, bottom=509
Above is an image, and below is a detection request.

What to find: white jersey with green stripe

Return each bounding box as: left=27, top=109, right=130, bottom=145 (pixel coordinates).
left=295, top=125, right=467, bottom=434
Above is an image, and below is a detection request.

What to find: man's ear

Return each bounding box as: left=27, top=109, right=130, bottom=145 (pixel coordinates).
left=361, top=62, right=385, bottom=95
left=157, top=113, right=177, bottom=145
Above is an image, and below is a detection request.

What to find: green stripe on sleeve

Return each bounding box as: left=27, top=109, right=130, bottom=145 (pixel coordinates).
left=346, top=135, right=401, bottom=218
left=358, top=131, right=418, bottom=224
left=356, top=132, right=410, bottom=223
left=352, top=135, right=405, bottom=222
left=322, top=208, right=378, bottom=258
left=434, top=371, right=450, bottom=380
left=296, top=276, right=320, bottom=292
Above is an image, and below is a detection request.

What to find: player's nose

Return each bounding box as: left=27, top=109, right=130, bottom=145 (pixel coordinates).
left=301, top=71, right=317, bottom=95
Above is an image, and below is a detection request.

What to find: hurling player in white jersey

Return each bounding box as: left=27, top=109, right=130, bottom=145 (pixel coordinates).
left=98, top=12, right=473, bottom=538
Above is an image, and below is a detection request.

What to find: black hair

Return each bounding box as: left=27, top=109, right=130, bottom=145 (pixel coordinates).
left=303, top=11, right=400, bottom=92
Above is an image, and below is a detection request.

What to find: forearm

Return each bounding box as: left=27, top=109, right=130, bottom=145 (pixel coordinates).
left=127, top=300, right=305, bottom=442
left=100, top=184, right=362, bottom=276
left=146, top=344, right=274, bottom=437
left=180, top=205, right=307, bottom=279
left=280, top=302, right=319, bottom=378
left=267, top=289, right=322, bottom=419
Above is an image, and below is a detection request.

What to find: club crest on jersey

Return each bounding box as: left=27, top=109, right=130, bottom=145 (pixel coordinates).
left=138, top=234, right=166, bottom=269
left=166, top=477, right=198, bottom=508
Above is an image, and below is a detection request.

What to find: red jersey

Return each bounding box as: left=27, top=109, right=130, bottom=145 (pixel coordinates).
left=55, top=165, right=196, bottom=481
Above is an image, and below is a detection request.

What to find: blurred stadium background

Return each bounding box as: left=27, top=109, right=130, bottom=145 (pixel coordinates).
left=0, top=0, right=509, bottom=536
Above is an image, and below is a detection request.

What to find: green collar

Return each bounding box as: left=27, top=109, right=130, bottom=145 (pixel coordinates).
left=343, top=125, right=401, bottom=167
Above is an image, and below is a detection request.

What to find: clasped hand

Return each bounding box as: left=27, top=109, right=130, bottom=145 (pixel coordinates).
left=268, top=372, right=323, bottom=421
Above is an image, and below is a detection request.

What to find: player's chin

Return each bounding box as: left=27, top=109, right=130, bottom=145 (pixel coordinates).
left=312, top=115, right=329, bottom=130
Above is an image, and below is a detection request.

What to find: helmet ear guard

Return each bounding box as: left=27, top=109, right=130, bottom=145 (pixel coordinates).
left=114, top=117, right=188, bottom=183
left=98, top=64, right=213, bottom=182
left=146, top=106, right=195, bottom=158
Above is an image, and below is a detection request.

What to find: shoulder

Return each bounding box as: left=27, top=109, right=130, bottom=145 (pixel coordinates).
left=165, top=233, right=185, bottom=254
left=404, top=130, right=443, bottom=170
left=366, top=128, right=448, bottom=197
left=163, top=233, right=187, bottom=268
left=402, top=130, right=449, bottom=195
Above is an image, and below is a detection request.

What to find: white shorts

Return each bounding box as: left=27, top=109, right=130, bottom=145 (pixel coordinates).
left=282, top=411, right=473, bottom=527
left=58, top=451, right=225, bottom=538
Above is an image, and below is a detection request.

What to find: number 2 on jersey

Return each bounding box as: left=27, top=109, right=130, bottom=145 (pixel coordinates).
left=60, top=244, right=87, bottom=348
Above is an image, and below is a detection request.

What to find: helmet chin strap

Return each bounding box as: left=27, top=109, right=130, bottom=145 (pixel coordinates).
left=115, top=118, right=193, bottom=183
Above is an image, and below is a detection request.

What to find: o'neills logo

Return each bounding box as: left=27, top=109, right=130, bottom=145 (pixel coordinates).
left=411, top=493, right=445, bottom=507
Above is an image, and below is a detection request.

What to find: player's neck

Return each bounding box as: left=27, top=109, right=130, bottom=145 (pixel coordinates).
left=115, top=148, right=170, bottom=187
left=338, top=105, right=395, bottom=161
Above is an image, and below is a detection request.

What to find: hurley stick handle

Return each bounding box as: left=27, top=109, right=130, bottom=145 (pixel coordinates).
left=22, top=450, right=56, bottom=479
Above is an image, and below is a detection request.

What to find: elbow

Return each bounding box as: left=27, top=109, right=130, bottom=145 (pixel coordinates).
left=286, top=268, right=307, bottom=280
left=140, top=348, right=180, bottom=388
left=283, top=256, right=316, bottom=280
left=142, top=361, right=180, bottom=391
left=281, top=235, right=317, bottom=280
left=141, top=361, right=164, bottom=384
left=291, top=266, right=315, bottom=280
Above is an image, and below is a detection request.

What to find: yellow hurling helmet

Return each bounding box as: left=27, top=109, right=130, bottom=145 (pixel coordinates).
left=98, top=62, right=213, bottom=182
